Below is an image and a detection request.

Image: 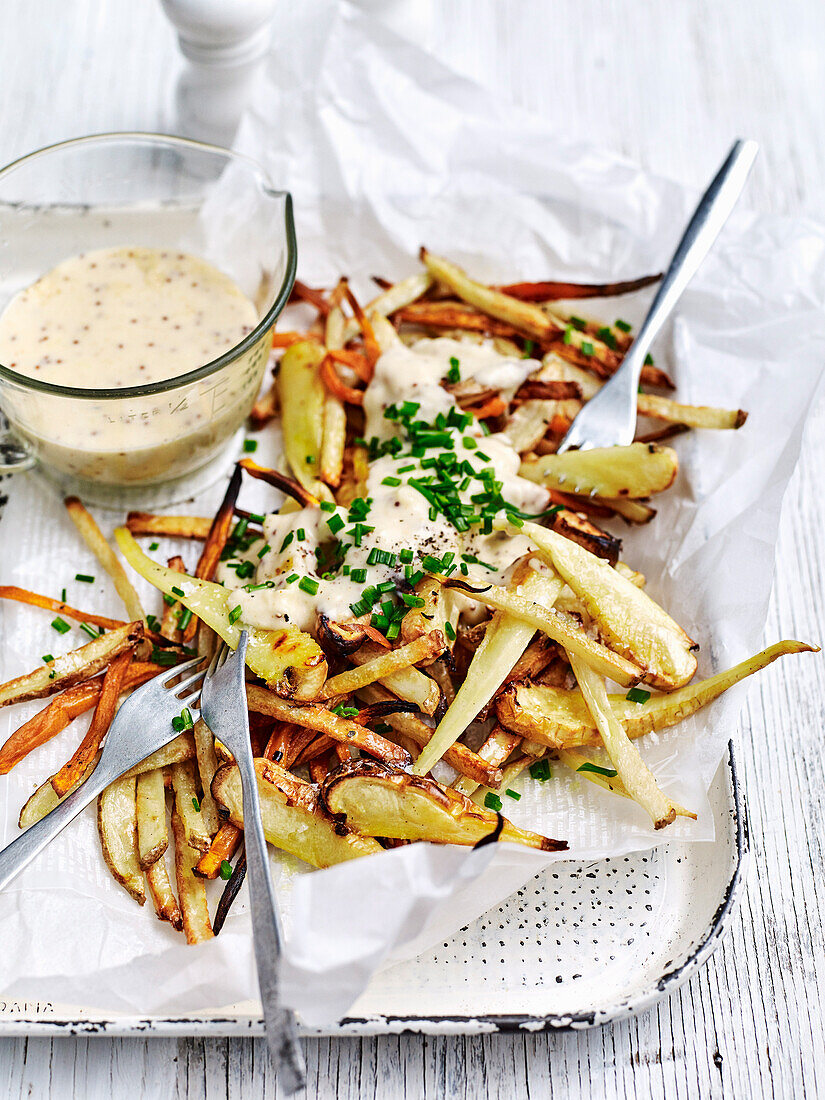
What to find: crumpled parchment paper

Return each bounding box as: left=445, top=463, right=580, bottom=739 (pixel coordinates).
left=0, top=0, right=824, bottom=1025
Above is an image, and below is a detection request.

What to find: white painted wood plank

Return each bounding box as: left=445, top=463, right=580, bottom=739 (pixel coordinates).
left=0, top=1, right=824, bottom=1097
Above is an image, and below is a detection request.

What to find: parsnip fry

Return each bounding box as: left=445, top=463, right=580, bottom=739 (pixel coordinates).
left=321, top=760, right=567, bottom=851
left=212, top=759, right=382, bottom=867
left=246, top=685, right=412, bottom=766
left=356, top=684, right=503, bottom=788
left=160, top=556, right=186, bottom=642
left=279, top=340, right=328, bottom=495
left=519, top=443, right=678, bottom=499
left=637, top=393, right=746, bottom=430
left=171, top=808, right=213, bottom=944
left=136, top=767, right=169, bottom=869
left=98, top=774, right=145, bottom=903
left=413, top=565, right=560, bottom=777
left=125, top=513, right=212, bottom=540
left=321, top=632, right=445, bottom=698
left=343, top=271, right=433, bottom=343
left=0, top=621, right=143, bottom=709
left=65, top=497, right=146, bottom=623
left=502, top=519, right=698, bottom=689
left=496, top=640, right=817, bottom=746
left=453, top=727, right=522, bottom=797
left=347, top=643, right=441, bottom=715
left=569, top=654, right=678, bottom=829
left=440, top=576, right=641, bottom=687
left=170, top=760, right=211, bottom=853
left=116, top=530, right=327, bottom=700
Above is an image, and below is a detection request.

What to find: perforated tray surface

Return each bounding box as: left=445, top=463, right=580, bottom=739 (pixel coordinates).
left=0, top=748, right=745, bottom=1037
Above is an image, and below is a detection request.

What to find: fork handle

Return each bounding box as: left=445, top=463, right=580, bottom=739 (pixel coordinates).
left=236, top=753, right=306, bottom=1094
left=623, top=139, right=759, bottom=388
left=0, top=770, right=109, bottom=892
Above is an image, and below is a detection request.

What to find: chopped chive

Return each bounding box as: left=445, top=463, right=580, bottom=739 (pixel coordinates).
left=60, top=588, right=67, bottom=603
left=219, top=859, right=233, bottom=880
left=326, top=514, right=345, bottom=534
left=644, top=352, right=654, bottom=366
left=149, top=542, right=159, bottom=552
left=397, top=464, right=415, bottom=474
left=244, top=581, right=276, bottom=592
left=257, top=543, right=271, bottom=559
left=563, top=326, right=573, bottom=345
left=285, top=573, right=299, bottom=583
left=381, top=476, right=402, bottom=487
left=570, top=315, right=586, bottom=330
left=171, top=586, right=184, bottom=598
left=146, top=614, right=161, bottom=632
left=529, top=759, right=552, bottom=782
left=626, top=687, right=651, bottom=704
left=177, top=607, right=193, bottom=631
left=445, top=621, right=456, bottom=641
left=163, top=593, right=176, bottom=607
left=522, top=339, right=535, bottom=359
left=445, top=356, right=461, bottom=383
left=298, top=577, right=319, bottom=596
left=581, top=340, right=595, bottom=357
left=399, top=549, right=414, bottom=564
left=75, top=573, right=94, bottom=583
left=615, top=318, right=632, bottom=333
left=296, top=528, right=306, bottom=541
left=505, top=789, right=521, bottom=800
left=248, top=512, right=266, bottom=524
left=577, top=761, right=618, bottom=778
left=320, top=501, right=336, bottom=513
left=172, top=708, right=195, bottom=733
left=228, top=605, right=243, bottom=625
left=51, top=617, right=70, bottom=634
left=191, top=796, right=200, bottom=812
left=243, top=439, right=258, bottom=453
left=331, top=704, right=360, bottom=718
left=151, top=648, right=180, bottom=666
left=484, top=793, right=503, bottom=812
left=462, top=437, right=478, bottom=450
left=305, top=454, right=314, bottom=464
left=279, top=532, right=294, bottom=552
left=79, top=622, right=100, bottom=640
left=42, top=654, right=54, bottom=664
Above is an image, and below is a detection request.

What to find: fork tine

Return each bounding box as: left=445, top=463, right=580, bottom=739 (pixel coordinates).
left=173, top=669, right=207, bottom=698
left=158, top=655, right=205, bottom=685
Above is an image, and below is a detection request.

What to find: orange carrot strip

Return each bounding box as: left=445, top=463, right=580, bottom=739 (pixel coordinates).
left=320, top=355, right=364, bottom=405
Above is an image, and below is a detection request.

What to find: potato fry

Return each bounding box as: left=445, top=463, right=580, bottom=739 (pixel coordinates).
left=191, top=718, right=221, bottom=838
left=160, top=556, right=186, bottom=642
left=146, top=853, right=183, bottom=930
left=65, top=497, right=145, bottom=623
left=170, top=760, right=211, bottom=853
left=212, top=759, right=382, bottom=866
left=321, top=759, right=566, bottom=851
left=519, top=443, right=678, bottom=499
left=171, top=808, right=213, bottom=944
left=98, top=774, right=145, bottom=903
left=51, top=648, right=133, bottom=797
left=320, top=631, right=445, bottom=698
left=125, top=513, right=212, bottom=540
left=246, top=685, right=412, bottom=766
left=0, top=621, right=143, bottom=710
left=136, top=767, right=169, bottom=869
left=122, top=732, right=197, bottom=778
left=637, top=392, right=746, bottom=430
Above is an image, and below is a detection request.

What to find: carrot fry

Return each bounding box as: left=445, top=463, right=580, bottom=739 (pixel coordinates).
left=290, top=280, right=331, bottom=316
left=182, top=465, right=242, bottom=642
left=343, top=286, right=381, bottom=372
left=496, top=274, right=662, bottom=301
left=470, top=396, right=507, bottom=420
left=271, top=331, right=309, bottom=348
left=0, top=661, right=162, bottom=775
left=51, top=649, right=132, bottom=797
left=194, top=821, right=243, bottom=879
left=327, top=348, right=372, bottom=383
left=320, top=354, right=365, bottom=405
left=0, top=586, right=127, bottom=632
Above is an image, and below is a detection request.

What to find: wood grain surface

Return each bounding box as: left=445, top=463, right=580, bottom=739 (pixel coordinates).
left=0, top=1, right=823, bottom=1096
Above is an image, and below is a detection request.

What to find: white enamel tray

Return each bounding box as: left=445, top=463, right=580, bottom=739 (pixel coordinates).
left=0, top=745, right=746, bottom=1037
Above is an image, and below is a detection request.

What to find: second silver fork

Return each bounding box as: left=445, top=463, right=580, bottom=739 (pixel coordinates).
left=200, top=632, right=306, bottom=1095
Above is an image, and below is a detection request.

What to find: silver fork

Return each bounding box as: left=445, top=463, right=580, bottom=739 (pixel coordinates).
left=200, top=633, right=306, bottom=1095
left=557, top=139, right=758, bottom=453
left=0, top=655, right=206, bottom=892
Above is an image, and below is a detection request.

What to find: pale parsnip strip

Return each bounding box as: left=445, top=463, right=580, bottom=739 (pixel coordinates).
left=65, top=497, right=146, bottom=623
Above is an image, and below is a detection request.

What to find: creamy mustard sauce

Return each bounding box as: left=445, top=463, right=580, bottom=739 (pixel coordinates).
left=219, top=338, right=551, bottom=631
left=0, top=247, right=267, bottom=484
left=0, top=246, right=258, bottom=388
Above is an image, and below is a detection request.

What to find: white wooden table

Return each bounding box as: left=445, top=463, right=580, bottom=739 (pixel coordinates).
left=1, top=1, right=823, bottom=1096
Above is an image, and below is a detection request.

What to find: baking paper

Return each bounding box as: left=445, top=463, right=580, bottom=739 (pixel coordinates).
left=1, top=0, right=824, bottom=1024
